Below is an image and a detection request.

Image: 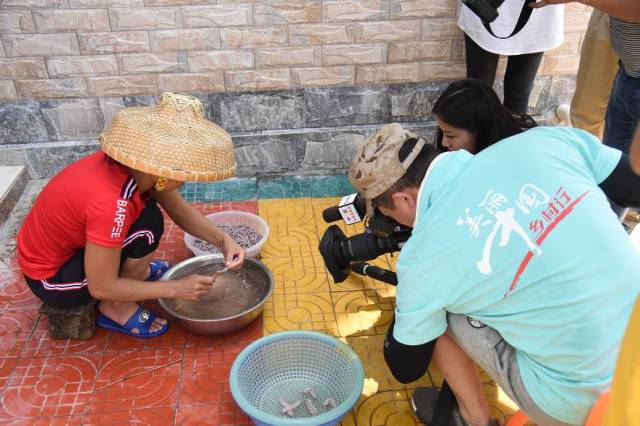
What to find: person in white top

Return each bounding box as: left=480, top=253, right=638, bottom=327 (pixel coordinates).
left=458, top=1, right=564, bottom=114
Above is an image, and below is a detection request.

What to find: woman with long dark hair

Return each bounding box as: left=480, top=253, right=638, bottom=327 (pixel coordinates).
left=433, top=79, right=537, bottom=153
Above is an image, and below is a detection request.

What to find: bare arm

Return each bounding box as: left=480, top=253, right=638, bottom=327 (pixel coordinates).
left=153, top=189, right=245, bottom=268
left=529, top=0, right=640, bottom=23
left=84, top=241, right=214, bottom=301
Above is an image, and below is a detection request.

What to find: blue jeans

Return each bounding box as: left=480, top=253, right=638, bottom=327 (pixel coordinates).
left=603, top=65, right=640, bottom=219
left=604, top=64, right=640, bottom=152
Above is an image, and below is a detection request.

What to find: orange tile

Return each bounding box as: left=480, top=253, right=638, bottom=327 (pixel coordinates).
left=90, top=348, right=181, bottom=413
left=81, top=407, right=174, bottom=425
left=104, top=321, right=187, bottom=353
left=179, top=342, right=247, bottom=406
left=183, top=317, right=262, bottom=351
left=0, top=276, right=42, bottom=313
left=2, top=354, right=100, bottom=419
left=0, top=310, right=39, bottom=357
left=176, top=403, right=252, bottom=426
left=0, top=357, right=18, bottom=390
left=26, top=415, right=83, bottom=425
left=23, top=319, right=109, bottom=357
left=0, top=192, right=524, bottom=425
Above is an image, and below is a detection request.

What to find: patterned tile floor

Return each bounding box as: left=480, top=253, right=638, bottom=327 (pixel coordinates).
left=0, top=175, right=518, bottom=425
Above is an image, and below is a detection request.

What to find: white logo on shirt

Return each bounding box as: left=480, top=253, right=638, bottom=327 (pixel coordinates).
left=516, top=184, right=550, bottom=214
left=111, top=199, right=128, bottom=238
left=458, top=187, right=544, bottom=275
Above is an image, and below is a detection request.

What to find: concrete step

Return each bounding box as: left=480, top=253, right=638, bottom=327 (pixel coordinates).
left=0, top=166, right=28, bottom=228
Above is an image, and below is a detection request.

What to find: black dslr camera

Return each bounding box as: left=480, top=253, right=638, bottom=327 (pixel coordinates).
left=462, top=0, right=504, bottom=24
left=319, top=194, right=459, bottom=426
left=318, top=193, right=412, bottom=286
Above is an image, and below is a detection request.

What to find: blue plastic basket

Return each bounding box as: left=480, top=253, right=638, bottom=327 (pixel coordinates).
left=230, top=331, right=365, bottom=426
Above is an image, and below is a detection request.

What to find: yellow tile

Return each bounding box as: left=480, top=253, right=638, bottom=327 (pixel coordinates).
left=259, top=255, right=331, bottom=294
left=258, top=196, right=519, bottom=425
left=414, top=363, right=518, bottom=422
left=327, top=256, right=396, bottom=295
left=259, top=199, right=320, bottom=257
left=344, top=335, right=434, bottom=393
left=261, top=226, right=320, bottom=258
left=263, top=291, right=339, bottom=336
left=259, top=198, right=318, bottom=232
left=333, top=290, right=394, bottom=337
left=340, top=390, right=419, bottom=426
left=480, top=375, right=519, bottom=423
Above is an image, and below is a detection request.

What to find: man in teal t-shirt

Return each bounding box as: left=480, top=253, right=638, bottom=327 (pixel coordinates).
left=348, top=123, right=640, bottom=425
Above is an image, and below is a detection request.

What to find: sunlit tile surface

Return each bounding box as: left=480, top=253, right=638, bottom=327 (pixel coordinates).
left=258, top=196, right=518, bottom=425
left=0, top=175, right=517, bottom=424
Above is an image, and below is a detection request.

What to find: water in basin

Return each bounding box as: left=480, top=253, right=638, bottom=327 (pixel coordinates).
left=163, top=262, right=270, bottom=320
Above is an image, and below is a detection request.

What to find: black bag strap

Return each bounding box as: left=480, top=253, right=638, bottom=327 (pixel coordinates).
left=483, top=2, right=534, bottom=39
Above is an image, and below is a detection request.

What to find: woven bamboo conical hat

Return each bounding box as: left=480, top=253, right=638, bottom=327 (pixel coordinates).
left=100, top=92, right=236, bottom=182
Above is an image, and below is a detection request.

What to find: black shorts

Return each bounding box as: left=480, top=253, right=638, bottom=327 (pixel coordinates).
left=24, top=199, right=164, bottom=309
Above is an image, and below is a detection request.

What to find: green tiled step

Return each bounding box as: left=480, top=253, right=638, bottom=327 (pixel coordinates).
left=180, top=174, right=355, bottom=202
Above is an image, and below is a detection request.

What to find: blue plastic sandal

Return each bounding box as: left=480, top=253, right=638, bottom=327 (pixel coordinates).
left=97, top=306, right=169, bottom=338
left=146, top=260, right=172, bottom=281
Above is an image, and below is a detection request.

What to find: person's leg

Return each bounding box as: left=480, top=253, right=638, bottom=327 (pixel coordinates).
left=464, top=34, right=499, bottom=86
left=604, top=67, right=639, bottom=153
left=120, top=252, right=153, bottom=281
left=604, top=66, right=640, bottom=220
left=443, top=314, right=577, bottom=426
left=502, top=51, right=544, bottom=115
left=24, top=250, right=93, bottom=309
left=432, top=333, right=492, bottom=426
left=570, top=11, right=619, bottom=138
left=98, top=199, right=167, bottom=334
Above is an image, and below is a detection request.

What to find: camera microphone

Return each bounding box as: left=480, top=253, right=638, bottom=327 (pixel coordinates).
left=321, top=193, right=367, bottom=224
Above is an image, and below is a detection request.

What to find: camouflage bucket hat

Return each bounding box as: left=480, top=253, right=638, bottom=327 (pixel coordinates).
left=348, top=123, right=426, bottom=200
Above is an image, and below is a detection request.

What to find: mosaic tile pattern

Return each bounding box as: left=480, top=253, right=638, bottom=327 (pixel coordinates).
left=257, top=175, right=313, bottom=199
left=258, top=197, right=519, bottom=425
left=2, top=354, right=100, bottom=418
left=179, top=174, right=356, bottom=204
left=309, top=174, right=357, bottom=198
left=0, top=309, right=39, bottom=358
left=0, top=180, right=519, bottom=425
left=0, top=201, right=264, bottom=424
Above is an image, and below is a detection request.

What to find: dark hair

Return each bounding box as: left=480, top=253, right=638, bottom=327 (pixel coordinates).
left=373, top=138, right=439, bottom=209
left=432, top=79, right=537, bottom=153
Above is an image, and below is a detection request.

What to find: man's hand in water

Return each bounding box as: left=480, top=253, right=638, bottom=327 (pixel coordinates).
left=174, top=274, right=215, bottom=300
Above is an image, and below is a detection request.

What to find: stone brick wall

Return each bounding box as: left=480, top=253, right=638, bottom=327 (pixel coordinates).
left=0, top=1, right=590, bottom=100
left=0, top=1, right=590, bottom=178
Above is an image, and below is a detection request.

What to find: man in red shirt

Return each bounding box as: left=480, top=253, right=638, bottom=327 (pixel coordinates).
left=18, top=93, right=245, bottom=338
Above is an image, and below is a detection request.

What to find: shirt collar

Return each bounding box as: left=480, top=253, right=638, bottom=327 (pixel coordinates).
left=413, top=150, right=473, bottom=227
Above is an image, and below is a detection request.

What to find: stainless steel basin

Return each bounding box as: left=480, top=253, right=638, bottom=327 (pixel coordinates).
left=158, top=254, right=273, bottom=335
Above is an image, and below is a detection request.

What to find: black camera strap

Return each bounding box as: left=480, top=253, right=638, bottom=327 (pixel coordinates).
left=483, top=2, right=533, bottom=39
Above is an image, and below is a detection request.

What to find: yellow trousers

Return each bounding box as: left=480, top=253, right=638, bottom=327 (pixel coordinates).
left=604, top=296, right=640, bottom=426
left=570, top=10, right=619, bottom=139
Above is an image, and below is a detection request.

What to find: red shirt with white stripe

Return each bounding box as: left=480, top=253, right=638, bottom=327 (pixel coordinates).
left=18, top=152, right=146, bottom=280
